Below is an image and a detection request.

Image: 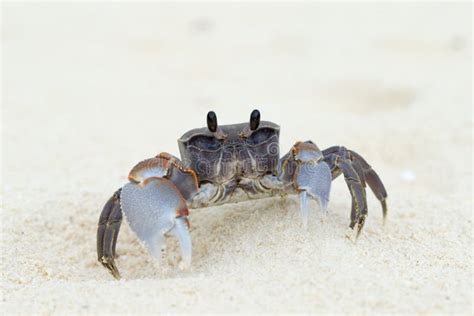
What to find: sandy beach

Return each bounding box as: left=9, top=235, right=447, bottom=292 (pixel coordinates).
left=1, top=3, right=472, bottom=314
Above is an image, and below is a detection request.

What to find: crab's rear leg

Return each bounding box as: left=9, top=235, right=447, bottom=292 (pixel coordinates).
left=348, top=149, right=388, bottom=222
left=323, top=146, right=388, bottom=224
left=336, top=157, right=368, bottom=237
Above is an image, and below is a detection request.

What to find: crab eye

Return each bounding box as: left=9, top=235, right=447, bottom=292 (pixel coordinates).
left=188, top=135, right=222, bottom=151
left=246, top=128, right=275, bottom=145
left=207, top=111, right=218, bottom=133
left=249, top=109, right=260, bottom=131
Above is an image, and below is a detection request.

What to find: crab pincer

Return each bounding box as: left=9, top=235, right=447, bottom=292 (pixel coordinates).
left=121, top=177, right=192, bottom=271
left=280, top=141, right=332, bottom=228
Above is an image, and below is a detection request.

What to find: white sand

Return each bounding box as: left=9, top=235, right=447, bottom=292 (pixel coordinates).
left=1, top=3, right=472, bottom=314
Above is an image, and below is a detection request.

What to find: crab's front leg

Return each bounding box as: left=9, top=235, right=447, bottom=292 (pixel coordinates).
left=97, top=153, right=199, bottom=279
left=279, top=141, right=332, bottom=228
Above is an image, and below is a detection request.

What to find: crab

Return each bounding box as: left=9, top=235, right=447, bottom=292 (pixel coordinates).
left=97, top=110, right=388, bottom=279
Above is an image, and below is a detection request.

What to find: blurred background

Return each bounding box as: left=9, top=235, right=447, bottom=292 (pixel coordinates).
left=3, top=3, right=471, bottom=186
left=2, top=2, right=472, bottom=314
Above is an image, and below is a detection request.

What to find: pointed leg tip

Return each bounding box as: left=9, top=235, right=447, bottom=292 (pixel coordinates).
left=345, top=227, right=357, bottom=243
left=112, top=271, right=121, bottom=280
left=356, top=216, right=366, bottom=239
left=107, top=264, right=121, bottom=280
left=382, top=200, right=388, bottom=224
left=109, top=265, right=121, bottom=280
left=346, top=218, right=365, bottom=242
left=101, top=256, right=121, bottom=280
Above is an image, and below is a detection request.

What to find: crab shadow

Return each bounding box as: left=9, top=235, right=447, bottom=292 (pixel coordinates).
left=143, top=195, right=352, bottom=279
left=109, top=195, right=314, bottom=280
left=92, top=186, right=382, bottom=281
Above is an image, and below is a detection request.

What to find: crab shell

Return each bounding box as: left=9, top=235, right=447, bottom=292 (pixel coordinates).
left=177, top=121, right=281, bottom=184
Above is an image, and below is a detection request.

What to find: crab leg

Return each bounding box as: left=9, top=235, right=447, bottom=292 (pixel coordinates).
left=97, top=188, right=123, bottom=279
left=336, top=157, right=368, bottom=237
left=348, top=150, right=388, bottom=222
left=322, top=146, right=388, bottom=224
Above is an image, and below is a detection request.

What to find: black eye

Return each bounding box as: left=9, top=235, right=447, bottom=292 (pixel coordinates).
left=247, top=128, right=275, bottom=145
left=188, top=136, right=222, bottom=151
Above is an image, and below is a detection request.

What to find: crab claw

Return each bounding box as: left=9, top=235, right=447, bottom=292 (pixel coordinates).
left=296, top=161, right=332, bottom=228
left=282, top=141, right=332, bottom=228
left=296, top=159, right=332, bottom=213
left=120, top=177, right=192, bottom=268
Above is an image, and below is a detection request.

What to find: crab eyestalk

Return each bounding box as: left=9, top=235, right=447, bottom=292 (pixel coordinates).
left=207, top=111, right=218, bottom=132
left=250, top=109, right=260, bottom=130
